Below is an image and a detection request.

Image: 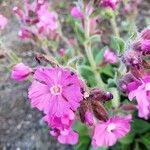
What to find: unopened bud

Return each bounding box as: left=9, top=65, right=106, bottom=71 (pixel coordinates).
left=91, top=100, right=109, bottom=121
left=13, top=6, right=24, bottom=20
left=89, top=88, right=113, bottom=102
left=121, top=104, right=136, bottom=111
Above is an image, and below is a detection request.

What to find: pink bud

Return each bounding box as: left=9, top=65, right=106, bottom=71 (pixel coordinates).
left=0, top=14, right=8, bottom=30
left=100, top=0, right=119, bottom=10
left=11, top=63, right=32, bottom=81
left=18, top=28, right=33, bottom=39
left=121, top=104, right=136, bottom=111
left=71, top=6, right=83, bottom=19
left=13, top=7, right=24, bottom=20
left=59, top=48, right=65, bottom=57
left=104, top=49, right=118, bottom=64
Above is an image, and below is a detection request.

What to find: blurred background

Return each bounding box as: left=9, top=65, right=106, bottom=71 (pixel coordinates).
left=0, top=0, right=150, bottom=149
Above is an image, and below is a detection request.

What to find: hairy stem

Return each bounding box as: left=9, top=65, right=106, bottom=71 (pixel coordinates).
left=84, top=14, right=106, bottom=89
left=110, top=15, right=120, bottom=37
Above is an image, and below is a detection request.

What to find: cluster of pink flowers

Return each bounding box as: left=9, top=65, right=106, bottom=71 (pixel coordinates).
left=13, top=0, right=58, bottom=40
left=11, top=64, right=83, bottom=144
left=11, top=62, right=132, bottom=146
left=0, top=14, right=8, bottom=30
left=119, top=28, right=150, bottom=120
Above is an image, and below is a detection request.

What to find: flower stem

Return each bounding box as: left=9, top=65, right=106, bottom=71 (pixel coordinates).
left=110, top=15, right=120, bottom=37
left=85, top=43, right=106, bottom=89
left=84, top=15, right=106, bottom=89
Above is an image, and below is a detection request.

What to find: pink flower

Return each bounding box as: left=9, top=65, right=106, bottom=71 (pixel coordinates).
left=0, top=14, right=8, bottom=30
left=104, top=49, right=118, bottom=64
left=92, top=115, right=132, bottom=147
left=71, top=6, right=83, bottom=19
left=141, top=27, right=150, bottom=40
left=100, top=0, right=119, bottom=10
left=43, top=109, right=75, bottom=130
left=50, top=129, right=79, bottom=145
left=28, top=67, right=83, bottom=116
left=128, top=76, right=150, bottom=119
left=37, top=8, right=58, bottom=31
left=141, top=40, right=150, bottom=53
left=44, top=109, right=78, bottom=145
left=57, top=129, right=79, bottom=145
left=11, top=63, right=32, bottom=81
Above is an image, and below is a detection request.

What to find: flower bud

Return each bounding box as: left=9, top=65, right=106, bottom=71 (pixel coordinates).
left=0, top=14, right=8, bottom=30
left=91, top=100, right=109, bottom=121
left=103, top=49, right=118, bottom=64
left=89, top=88, right=113, bottom=102
left=100, top=0, right=119, bottom=10
left=59, top=48, right=65, bottom=57
left=121, top=104, right=136, bottom=111
left=71, top=7, right=83, bottom=19
left=13, top=7, right=24, bottom=20
left=11, top=63, right=32, bottom=81
left=18, top=28, right=33, bottom=39
left=79, top=100, right=93, bottom=126
left=118, top=73, right=139, bottom=93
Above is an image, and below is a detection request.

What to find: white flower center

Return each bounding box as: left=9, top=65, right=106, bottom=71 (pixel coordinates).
left=107, top=123, right=116, bottom=132
left=50, top=85, right=62, bottom=95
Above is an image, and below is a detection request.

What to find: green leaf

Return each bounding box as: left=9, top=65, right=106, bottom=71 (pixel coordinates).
left=92, top=47, right=100, bottom=58
left=146, top=18, right=150, bottom=26
left=101, top=64, right=113, bottom=77
left=67, top=16, right=85, bottom=43
left=75, top=136, right=91, bottom=150
left=78, top=65, right=93, bottom=78
left=89, top=35, right=101, bottom=43
left=139, top=133, right=150, bottom=149
left=131, top=119, right=150, bottom=134
left=95, top=48, right=107, bottom=64
left=77, top=65, right=97, bottom=87
left=89, top=146, right=108, bottom=150
left=74, top=122, right=91, bottom=150
left=110, top=36, right=125, bottom=54
left=119, top=132, right=135, bottom=145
